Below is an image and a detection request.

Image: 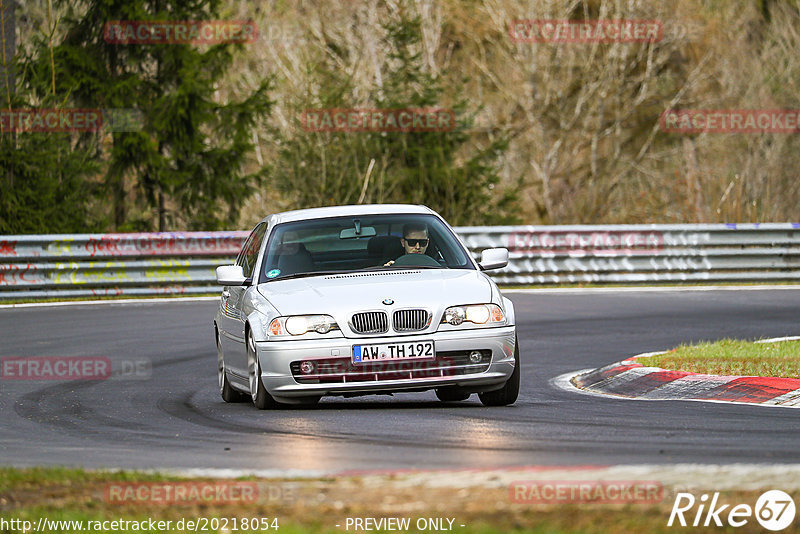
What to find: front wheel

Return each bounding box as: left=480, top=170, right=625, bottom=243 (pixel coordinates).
left=478, top=336, right=520, bottom=407
left=247, top=330, right=280, bottom=410
left=435, top=387, right=471, bottom=402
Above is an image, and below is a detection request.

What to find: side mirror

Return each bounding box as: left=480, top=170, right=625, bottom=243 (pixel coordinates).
left=478, top=248, right=508, bottom=270
left=216, top=265, right=247, bottom=286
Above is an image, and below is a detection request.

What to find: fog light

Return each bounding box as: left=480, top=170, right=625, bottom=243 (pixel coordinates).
left=314, top=322, right=332, bottom=334
left=444, top=307, right=466, bottom=325
left=468, top=351, right=483, bottom=363
left=300, top=361, right=315, bottom=374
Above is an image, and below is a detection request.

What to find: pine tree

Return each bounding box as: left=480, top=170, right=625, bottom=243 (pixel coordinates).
left=0, top=3, right=100, bottom=234
left=374, top=15, right=519, bottom=225
left=21, top=0, right=273, bottom=231
left=271, top=10, right=519, bottom=226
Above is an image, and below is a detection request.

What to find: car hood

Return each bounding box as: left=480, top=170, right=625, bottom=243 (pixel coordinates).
left=257, top=269, right=492, bottom=316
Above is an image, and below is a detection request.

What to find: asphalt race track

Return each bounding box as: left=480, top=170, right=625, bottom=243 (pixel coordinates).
left=1, top=289, right=798, bottom=474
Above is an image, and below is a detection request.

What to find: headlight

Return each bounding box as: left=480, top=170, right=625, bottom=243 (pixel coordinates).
left=268, top=315, right=340, bottom=337
left=441, top=304, right=505, bottom=327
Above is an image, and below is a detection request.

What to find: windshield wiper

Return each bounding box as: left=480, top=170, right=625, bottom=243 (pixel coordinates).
left=269, top=270, right=352, bottom=281
left=272, top=265, right=445, bottom=281
left=359, top=265, right=444, bottom=271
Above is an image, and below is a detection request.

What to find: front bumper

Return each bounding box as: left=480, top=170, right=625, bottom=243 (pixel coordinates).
left=256, top=326, right=516, bottom=401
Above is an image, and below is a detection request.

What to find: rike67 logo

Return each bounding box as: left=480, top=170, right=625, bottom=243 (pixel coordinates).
left=668, top=490, right=796, bottom=531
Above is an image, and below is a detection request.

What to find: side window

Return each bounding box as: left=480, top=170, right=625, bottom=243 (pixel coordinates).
left=235, top=236, right=253, bottom=270
left=237, top=223, right=267, bottom=279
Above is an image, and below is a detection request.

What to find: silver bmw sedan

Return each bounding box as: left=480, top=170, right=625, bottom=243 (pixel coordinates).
left=214, top=204, right=519, bottom=409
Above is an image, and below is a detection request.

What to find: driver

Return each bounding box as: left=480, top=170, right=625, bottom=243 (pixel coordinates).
left=384, top=223, right=429, bottom=266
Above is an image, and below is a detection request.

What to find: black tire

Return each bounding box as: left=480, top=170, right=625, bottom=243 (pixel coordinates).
left=435, top=387, right=471, bottom=402
left=218, top=330, right=248, bottom=403
left=221, top=369, right=248, bottom=403
left=478, top=336, right=520, bottom=407
left=247, top=330, right=280, bottom=410
left=295, top=396, right=322, bottom=406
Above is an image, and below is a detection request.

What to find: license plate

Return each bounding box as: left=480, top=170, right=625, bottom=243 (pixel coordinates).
left=352, top=340, right=435, bottom=363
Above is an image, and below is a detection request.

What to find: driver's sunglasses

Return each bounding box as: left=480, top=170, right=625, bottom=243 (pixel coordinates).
left=404, top=238, right=429, bottom=247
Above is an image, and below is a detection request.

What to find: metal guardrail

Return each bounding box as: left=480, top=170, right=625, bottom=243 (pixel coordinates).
left=0, top=232, right=247, bottom=300
left=458, top=223, right=800, bottom=285
left=1, top=224, right=799, bottom=300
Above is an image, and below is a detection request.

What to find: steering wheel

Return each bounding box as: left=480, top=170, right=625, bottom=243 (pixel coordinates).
left=392, top=253, right=441, bottom=267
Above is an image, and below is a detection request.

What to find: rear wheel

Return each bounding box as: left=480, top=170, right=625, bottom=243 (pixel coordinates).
left=478, top=337, right=520, bottom=407
left=217, top=329, right=247, bottom=403
left=435, top=387, right=471, bottom=402
left=247, top=330, right=280, bottom=410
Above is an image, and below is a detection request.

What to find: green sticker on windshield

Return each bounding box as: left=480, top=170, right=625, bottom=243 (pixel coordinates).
left=267, top=269, right=281, bottom=278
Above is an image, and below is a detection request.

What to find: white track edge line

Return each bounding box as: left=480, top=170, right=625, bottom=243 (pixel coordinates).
left=0, top=296, right=220, bottom=309
left=757, top=336, right=800, bottom=343
left=505, top=285, right=800, bottom=294
left=77, top=463, right=800, bottom=480
left=3, top=285, right=800, bottom=308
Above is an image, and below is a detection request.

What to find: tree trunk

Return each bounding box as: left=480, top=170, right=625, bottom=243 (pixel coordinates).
left=1, top=0, right=16, bottom=187
left=113, top=173, right=126, bottom=229
left=0, top=0, right=14, bottom=104
left=158, top=188, right=166, bottom=231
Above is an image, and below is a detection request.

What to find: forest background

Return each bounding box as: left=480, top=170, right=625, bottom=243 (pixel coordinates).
left=2, top=0, right=798, bottom=233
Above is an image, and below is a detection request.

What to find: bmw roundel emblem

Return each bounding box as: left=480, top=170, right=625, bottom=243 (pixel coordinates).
left=382, top=298, right=394, bottom=305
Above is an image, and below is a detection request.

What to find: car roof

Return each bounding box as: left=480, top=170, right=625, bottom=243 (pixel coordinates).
left=262, top=204, right=437, bottom=225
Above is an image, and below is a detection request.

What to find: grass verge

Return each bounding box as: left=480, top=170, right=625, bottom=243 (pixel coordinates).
left=636, top=338, right=800, bottom=379
left=2, top=467, right=797, bottom=533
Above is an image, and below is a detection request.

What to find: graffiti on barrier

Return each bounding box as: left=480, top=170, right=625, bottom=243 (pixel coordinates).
left=508, top=230, right=665, bottom=256
left=0, top=241, right=17, bottom=257
left=0, top=264, right=37, bottom=285
left=83, top=233, right=246, bottom=258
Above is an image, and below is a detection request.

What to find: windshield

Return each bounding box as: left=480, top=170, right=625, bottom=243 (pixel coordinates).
left=258, top=214, right=474, bottom=283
